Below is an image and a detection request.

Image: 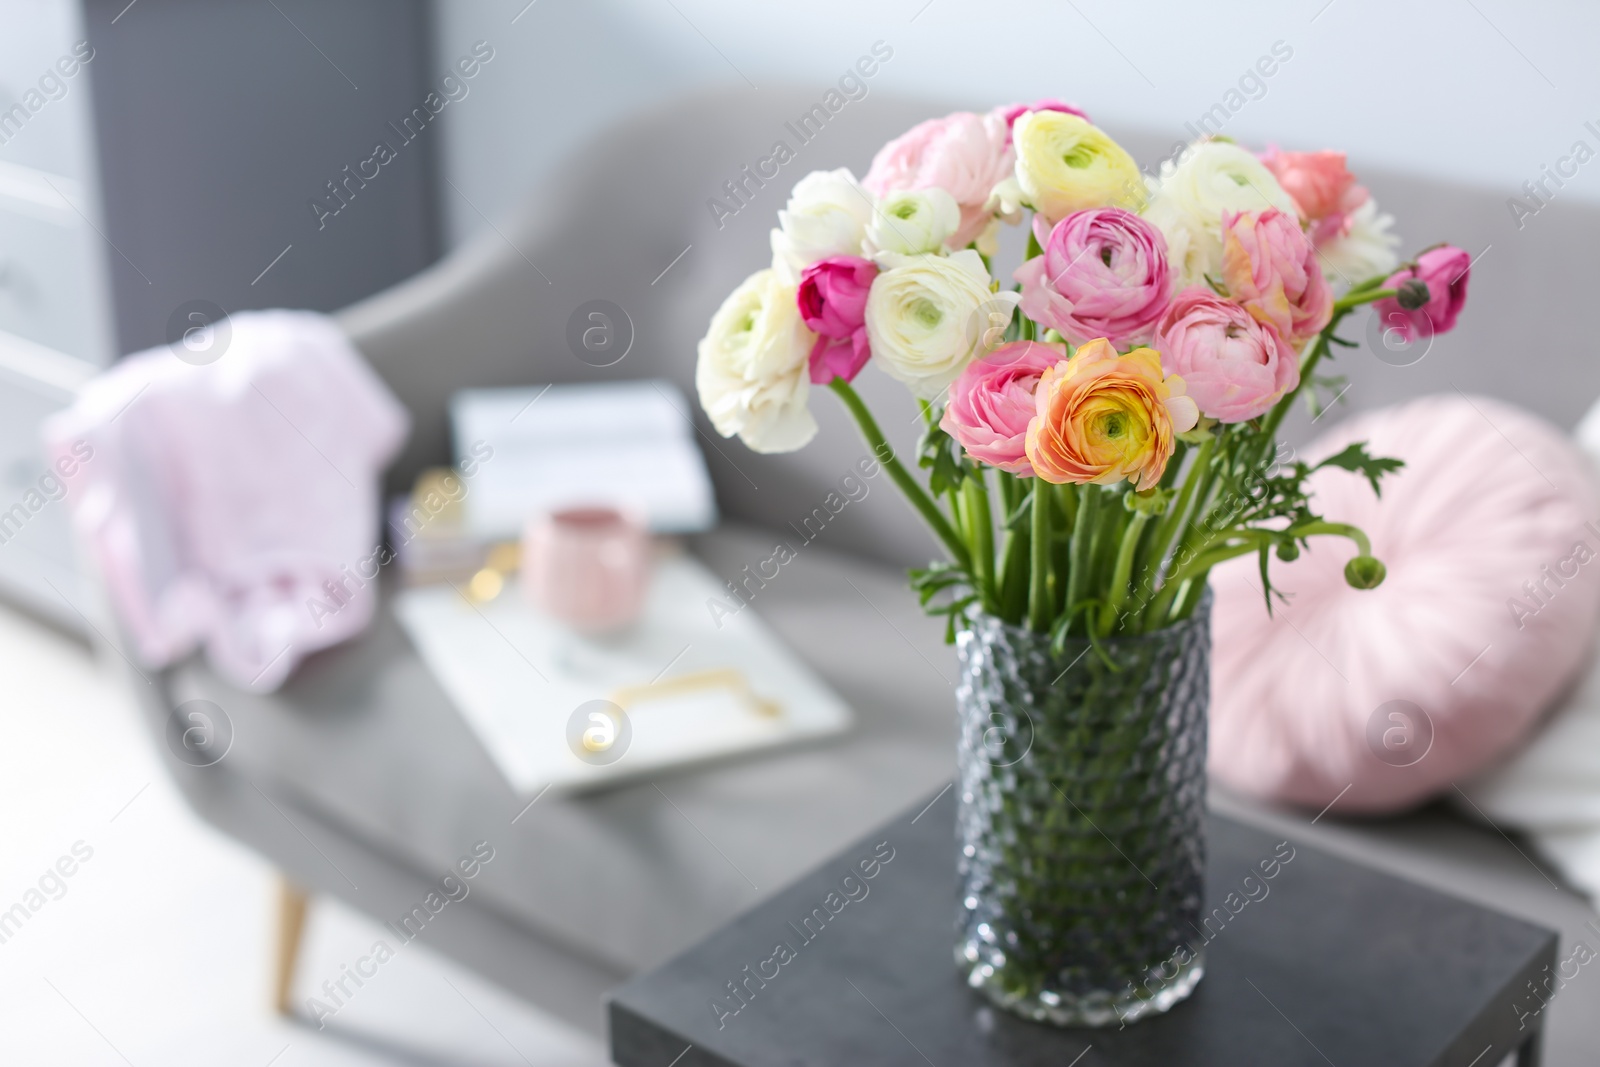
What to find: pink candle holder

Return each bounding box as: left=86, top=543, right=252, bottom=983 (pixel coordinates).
left=521, top=506, right=651, bottom=634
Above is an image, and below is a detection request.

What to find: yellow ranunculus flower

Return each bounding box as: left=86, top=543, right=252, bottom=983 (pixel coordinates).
left=1025, top=339, right=1199, bottom=490
left=1012, top=111, right=1146, bottom=224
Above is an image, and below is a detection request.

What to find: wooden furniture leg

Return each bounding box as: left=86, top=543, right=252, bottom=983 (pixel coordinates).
left=274, top=877, right=310, bottom=1016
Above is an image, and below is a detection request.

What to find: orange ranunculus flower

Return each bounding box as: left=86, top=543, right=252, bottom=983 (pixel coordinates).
left=1024, top=338, right=1200, bottom=490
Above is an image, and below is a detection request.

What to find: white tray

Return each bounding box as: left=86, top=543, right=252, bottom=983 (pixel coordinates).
left=394, top=552, right=853, bottom=795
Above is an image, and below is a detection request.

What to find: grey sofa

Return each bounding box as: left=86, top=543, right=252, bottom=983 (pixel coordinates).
left=134, top=87, right=1598, bottom=1061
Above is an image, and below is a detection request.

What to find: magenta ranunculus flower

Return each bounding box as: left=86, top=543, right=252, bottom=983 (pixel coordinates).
left=995, top=98, right=1090, bottom=137
left=1372, top=245, right=1471, bottom=342
left=798, top=255, right=877, bottom=384
left=1220, top=208, right=1333, bottom=350
left=1014, top=208, right=1173, bottom=348
left=940, top=340, right=1067, bottom=475
left=1154, top=288, right=1298, bottom=423
left=863, top=112, right=1013, bottom=250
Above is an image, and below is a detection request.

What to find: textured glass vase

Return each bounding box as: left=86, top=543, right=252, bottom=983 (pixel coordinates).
left=954, top=590, right=1211, bottom=1028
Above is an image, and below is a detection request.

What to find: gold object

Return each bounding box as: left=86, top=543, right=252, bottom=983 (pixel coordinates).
left=460, top=540, right=522, bottom=603
left=611, top=668, right=782, bottom=719
left=273, top=878, right=309, bottom=1016
left=467, top=567, right=505, bottom=602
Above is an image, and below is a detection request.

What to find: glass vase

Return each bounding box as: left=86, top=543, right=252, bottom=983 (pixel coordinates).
left=954, top=590, right=1211, bottom=1028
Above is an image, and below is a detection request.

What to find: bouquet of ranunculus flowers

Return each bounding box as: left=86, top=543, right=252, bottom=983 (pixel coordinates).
left=697, top=100, right=1472, bottom=1027
left=696, top=101, right=1470, bottom=646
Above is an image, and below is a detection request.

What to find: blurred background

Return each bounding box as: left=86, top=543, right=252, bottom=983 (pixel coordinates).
left=3, top=0, right=1598, bottom=1063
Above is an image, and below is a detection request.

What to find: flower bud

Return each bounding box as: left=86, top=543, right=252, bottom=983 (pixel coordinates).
left=1275, top=540, right=1300, bottom=562
left=1395, top=277, right=1431, bottom=311
left=1344, top=555, right=1387, bottom=589
left=1125, top=487, right=1171, bottom=515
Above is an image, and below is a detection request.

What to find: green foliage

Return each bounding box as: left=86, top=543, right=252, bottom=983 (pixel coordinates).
left=908, top=560, right=978, bottom=642
left=917, top=419, right=970, bottom=498
left=1314, top=442, right=1406, bottom=497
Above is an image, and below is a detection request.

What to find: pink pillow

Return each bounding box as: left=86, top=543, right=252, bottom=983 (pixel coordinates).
left=1210, top=394, right=1600, bottom=813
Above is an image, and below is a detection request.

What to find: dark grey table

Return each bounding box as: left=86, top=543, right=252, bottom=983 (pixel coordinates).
left=609, top=785, right=1559, bottom=1067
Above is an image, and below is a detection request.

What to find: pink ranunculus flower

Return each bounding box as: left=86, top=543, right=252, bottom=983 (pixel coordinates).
left=863, top=111, right=1013, bottom=251
left=1258, top=146, right=1369, bottom=245
left=1220, top=208, right=1333, bottom=349
left=939, top=339, right=1067, bottom=475
left=797, top=255, right=877, bottom=384
left=994, top=98, right=1090, bottom=139
left=1014, top=208, right=1173, bottom=348
left=1372, top=245, right=1472, bottom=342
left=1154, top=287, right=1298, bottom=423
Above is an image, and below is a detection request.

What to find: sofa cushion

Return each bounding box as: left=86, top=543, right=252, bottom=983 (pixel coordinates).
left=1209, top=394, right=1600, bottom=812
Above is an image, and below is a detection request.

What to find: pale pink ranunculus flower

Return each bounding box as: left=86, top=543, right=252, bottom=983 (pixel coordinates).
left=1014, top=208, right=1173, bottom=348
left=1258, top=146, right=1369, bottom=246
left=1154, top=287, right=1299, bottom=424
left=1220, top=208, right=1333, bottom=349
left=939, top=340, right=1066, bottom=475
left=863, top=111, right=1013, bottom=251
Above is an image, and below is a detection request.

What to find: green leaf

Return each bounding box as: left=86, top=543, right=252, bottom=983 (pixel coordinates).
left=1313, top=441, right=1405, bottom=497
left=1257, top=543, right=1274, bottom=616
left=917, top=419, right=969, bottom=497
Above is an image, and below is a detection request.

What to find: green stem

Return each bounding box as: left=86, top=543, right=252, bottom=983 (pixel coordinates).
left=1334, top=285, right=1397, bottom=311
left=999, top=522, right=1030, bottom=625
left=1101, top=510, right=1150, bottom=636
left=1029, top=479, right=1051, bottom=632
left=1141, top=434, right=1213, bottom=594
left=1287, top=520, right=1373, bottom=557
left=963, top=471, right=996, bottom=611
left=1149, top=456, right=1221, bottom=629
left=1056, top=482, right=1079, bottom=531
left=829, top=379, right=970, bottom=572
left=1065, top=483, right=1098, bottom=637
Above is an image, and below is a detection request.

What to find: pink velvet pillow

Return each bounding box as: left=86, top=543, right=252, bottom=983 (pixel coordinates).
left=1210, top=394, right=1600, bottom=813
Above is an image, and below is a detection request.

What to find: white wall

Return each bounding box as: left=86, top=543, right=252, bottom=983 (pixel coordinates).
left=432, top=0, right=1600, bottom=248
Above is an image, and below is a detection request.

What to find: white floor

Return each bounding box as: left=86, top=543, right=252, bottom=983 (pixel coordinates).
left=0, top=599, right=610, bottom=1067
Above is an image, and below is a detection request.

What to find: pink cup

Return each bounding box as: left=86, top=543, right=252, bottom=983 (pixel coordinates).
left=522, top=506, right=651, bottom=633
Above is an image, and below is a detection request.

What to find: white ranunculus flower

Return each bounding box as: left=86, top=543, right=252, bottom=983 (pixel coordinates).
left=696, top=268, right=817, bottom=454
left=986, top=174, right=1027, bottom=227
left=865, top=250, right=1021, bottom=400
left=769, top=168, right=874, bottom=285
left=1143, top=141, right=1300, bottom=288
left=864, top=187, right=961, bottom=257
left=1315, top=198, right=1401, bottom=288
